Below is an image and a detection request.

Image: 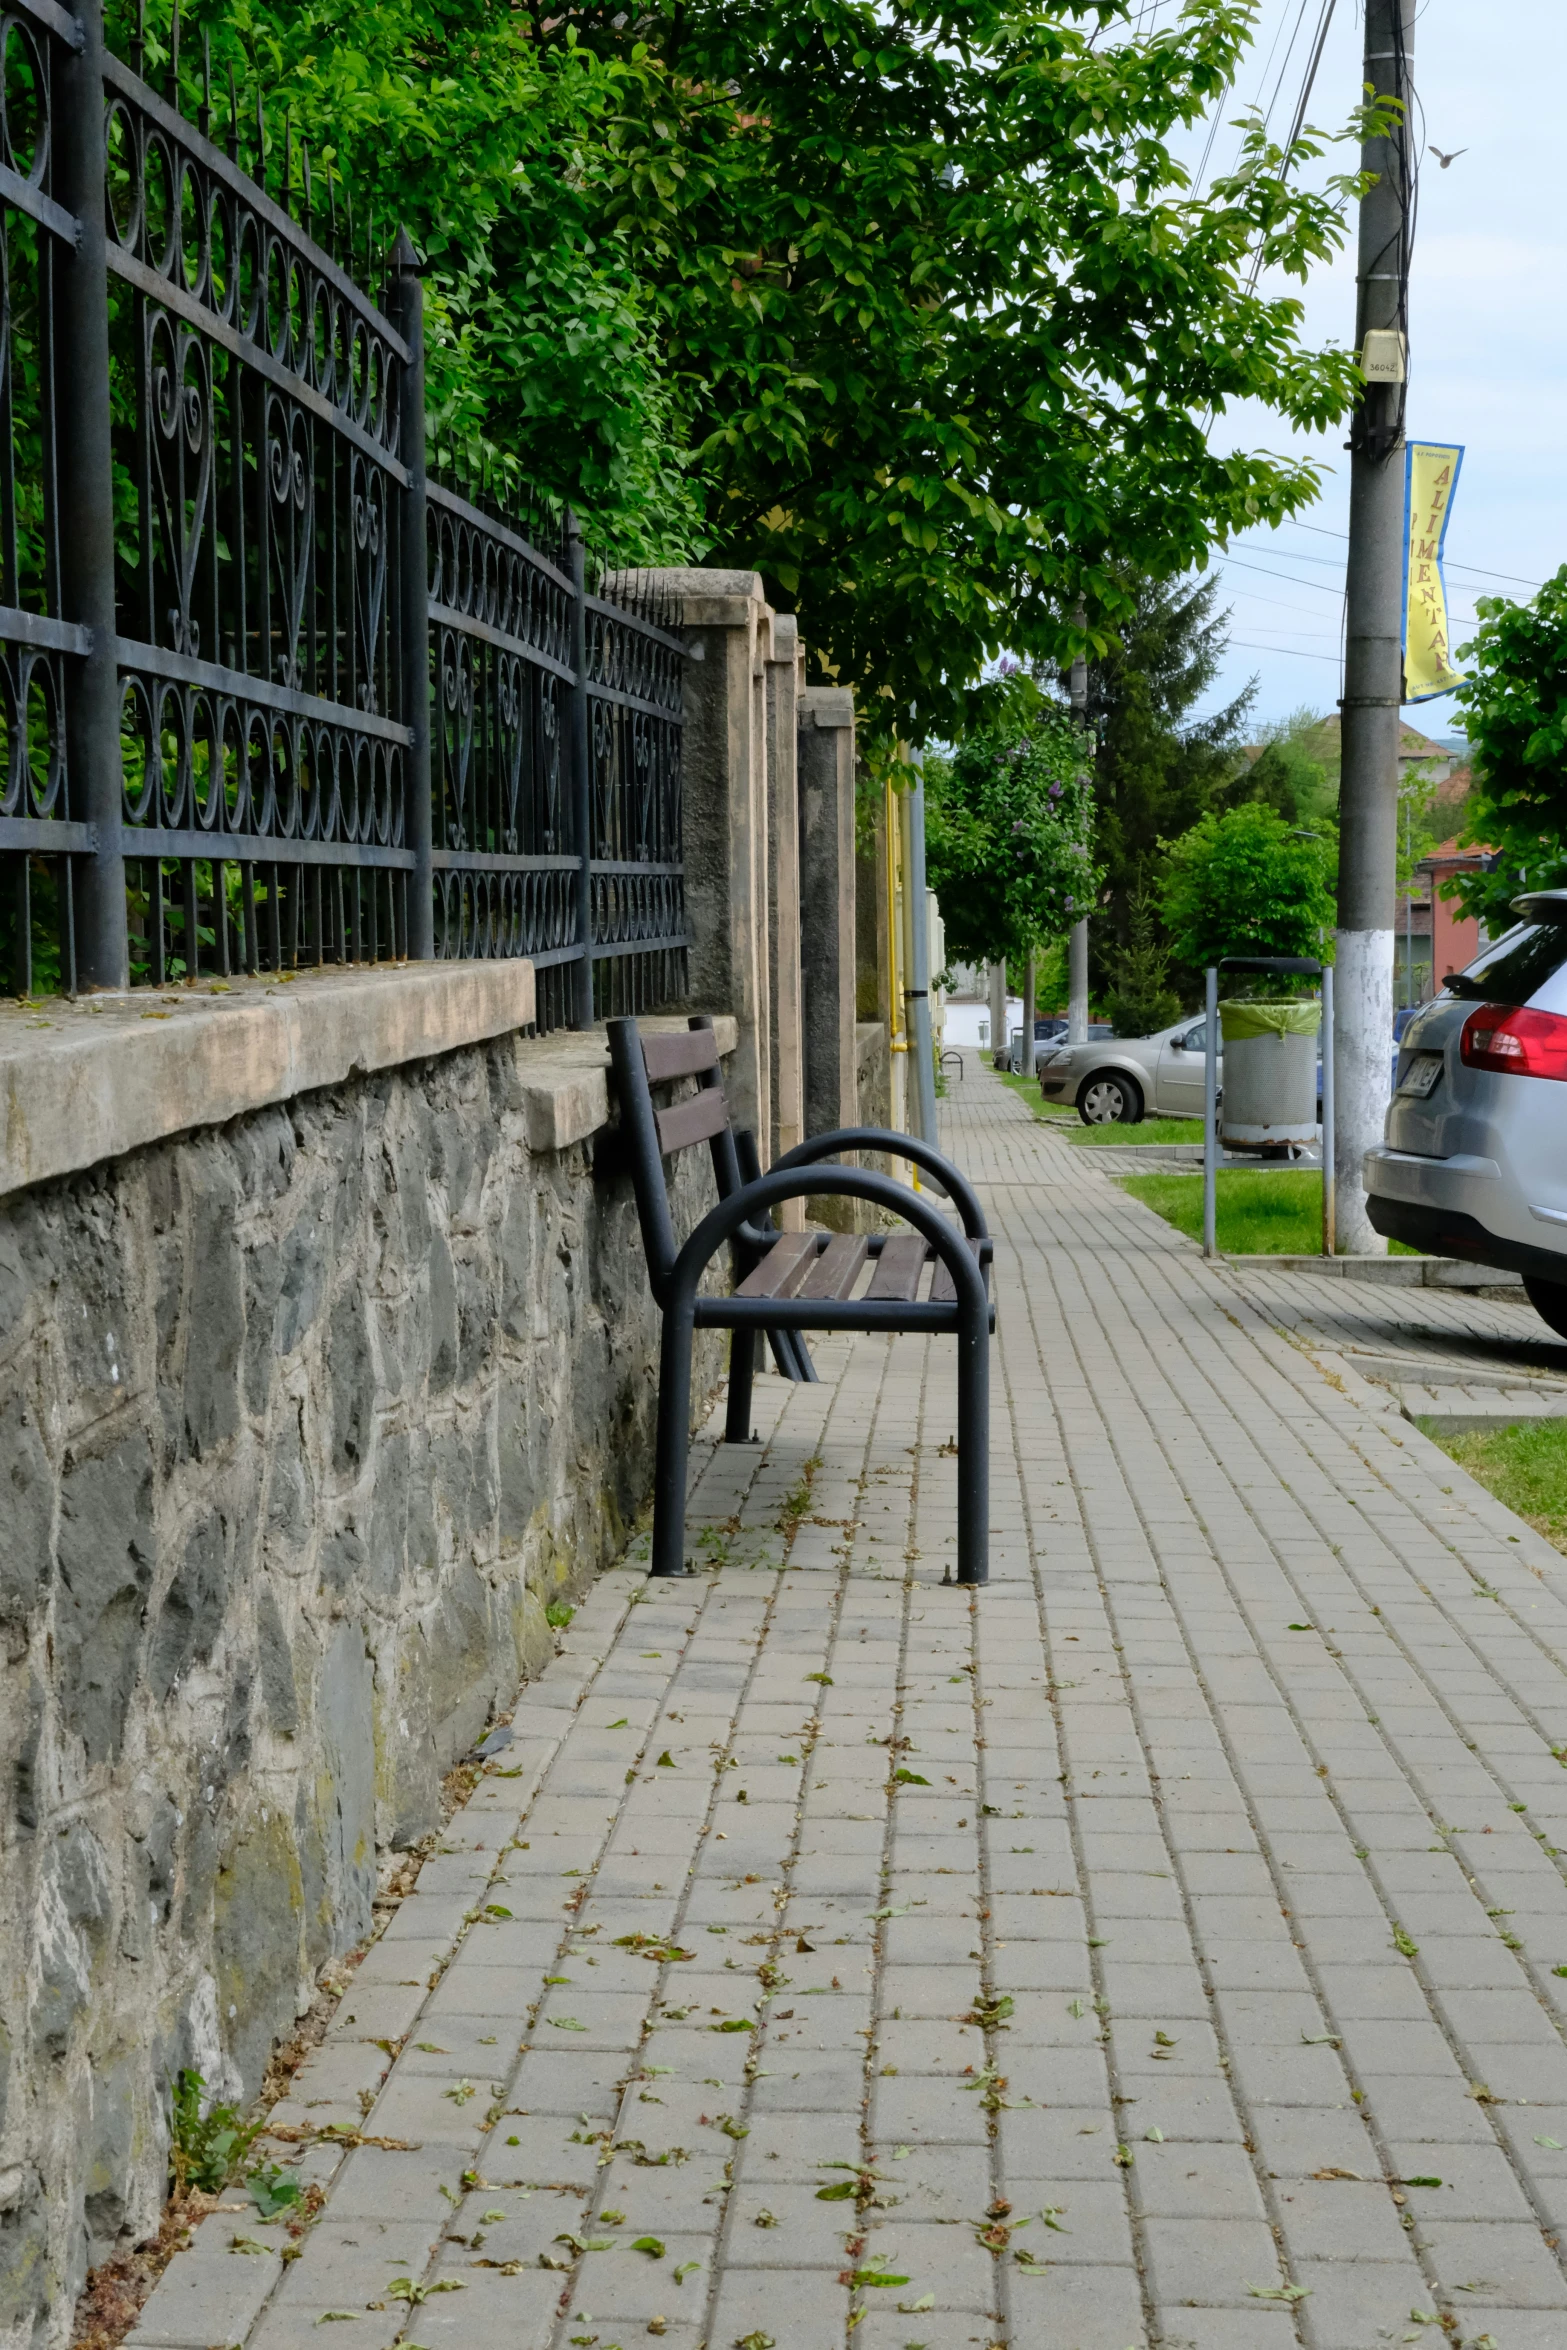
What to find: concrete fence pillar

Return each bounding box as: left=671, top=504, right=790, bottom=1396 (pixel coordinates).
left=798, top=686, right=858, bottom=1139
left=648, top=572, right=863, bottom=1214
left=652, top=569, right=774, bottom=1148
left=765, top=614, right=805, bottom=1193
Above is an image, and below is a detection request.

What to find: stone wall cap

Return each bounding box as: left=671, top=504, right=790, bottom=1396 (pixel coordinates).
left=646, top=567, right=766, bottom=601
left=0, top=961, right=544, bottom=1199
left=800, top=687, right=855, bottom=729
left=0, top=976, right=740, bottom=1196
left=518, top=1014, right=739, bottom=1153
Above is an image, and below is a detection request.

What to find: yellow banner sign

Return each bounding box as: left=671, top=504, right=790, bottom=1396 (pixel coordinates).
left=1403, top=441, right=1467, bottom=703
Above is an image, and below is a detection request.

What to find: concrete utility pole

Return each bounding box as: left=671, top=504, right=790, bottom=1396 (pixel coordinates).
left=1336, top=0, right=1415, bottom=1252
left=1067, top=609, right=1090, bottom=1044
left=987, top=960, right=1007, bottom=1059
left=905, top=754, right=940, bottom=1147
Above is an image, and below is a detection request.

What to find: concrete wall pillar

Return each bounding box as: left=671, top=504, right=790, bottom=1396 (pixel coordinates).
left=652, top=569, right=774, bottom=1149
left=798, top=686, right=858, bottom=1140
left=765, top=615, right=805, bottom=1185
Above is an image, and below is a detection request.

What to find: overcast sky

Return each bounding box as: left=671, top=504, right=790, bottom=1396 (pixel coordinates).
left=1156, top=0, right=1566, bottom=745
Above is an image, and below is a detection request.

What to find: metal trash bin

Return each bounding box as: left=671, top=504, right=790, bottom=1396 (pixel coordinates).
left=1219, top=999, right=1320, bottom=1151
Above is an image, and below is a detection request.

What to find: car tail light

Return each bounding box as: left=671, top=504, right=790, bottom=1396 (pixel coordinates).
left=1459, top=1002, right=1567, bottom=1079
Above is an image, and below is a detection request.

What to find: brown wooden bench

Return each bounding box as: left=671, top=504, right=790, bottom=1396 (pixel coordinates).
left=608, top=1014, right=993, bottom=1583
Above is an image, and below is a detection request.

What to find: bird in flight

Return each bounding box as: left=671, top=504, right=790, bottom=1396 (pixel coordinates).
left=1429, top=144, right=1467, bottom=169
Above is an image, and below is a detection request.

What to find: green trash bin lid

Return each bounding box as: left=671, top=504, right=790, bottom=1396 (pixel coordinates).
left=1218, top=998, right=1322, bottom=1041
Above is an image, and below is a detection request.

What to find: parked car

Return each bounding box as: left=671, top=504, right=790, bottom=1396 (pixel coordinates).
left=1364, top=891, right=1567, bottom=1339
left=1038, top=1014, right=1223, bottom=1123
left=1005, top=1017, right=1112, bottom=1076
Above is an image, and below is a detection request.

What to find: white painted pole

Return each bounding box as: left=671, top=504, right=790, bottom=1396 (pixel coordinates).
left=1321, top=965, right=1336, bottom=1257
left=1203, top=965, right=1219, bottom=1260
left=906, top=755, right=940, bottom=1150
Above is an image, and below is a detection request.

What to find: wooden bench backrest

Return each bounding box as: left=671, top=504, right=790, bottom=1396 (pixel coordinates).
left=607, top=1016, right=743, bottom=1299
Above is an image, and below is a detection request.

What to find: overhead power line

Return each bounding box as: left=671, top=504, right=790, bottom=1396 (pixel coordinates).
left=1228, top=639, right=1345, bottom=666
left=1244, top=0, right=1338, bottom=293
left=1264, top=517, right=1545, bottom=590
left=1216, top=553, right=1347, bottom=595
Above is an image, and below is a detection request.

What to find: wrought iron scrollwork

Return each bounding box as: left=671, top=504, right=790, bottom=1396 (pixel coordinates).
left=426, top=469, right=684, bottom=1014
left=1, top=7, right=684, bottom=1018
left=0, top=0, right=87, bottom=993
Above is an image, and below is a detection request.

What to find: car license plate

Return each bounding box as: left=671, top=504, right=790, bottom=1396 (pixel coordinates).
left=1398, top=1052, right=1443, bottom=1098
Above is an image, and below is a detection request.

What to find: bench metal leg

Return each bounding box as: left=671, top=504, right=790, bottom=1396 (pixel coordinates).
left=956, top=1298, right=990, bottom=1586
left=724, top=1328, right=757, bottom=1442
left=651, top=1302, right=696, bottom=1575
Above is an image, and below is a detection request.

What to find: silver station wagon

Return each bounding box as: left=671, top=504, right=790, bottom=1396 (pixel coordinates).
left=1038, top=1014, right=1221, bottom=1125
left=1365, top=891, right=1567, bottom=1339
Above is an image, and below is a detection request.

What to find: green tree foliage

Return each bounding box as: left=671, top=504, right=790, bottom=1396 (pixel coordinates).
left=140, top=0, right=715, bottom=547
left=1159, top=804, right=1334, bottom=978
left=1242, top=708, right=1338, bottom=829
left=636, top=0, right=1379, bottom=748
left=144, top=0, right=1382, bottom=751
left=1449, top=572, right=1567, bottom=928
left=925, top=675, right=1099, bottom=968
left=1083, top=571, right=1256, bottom=979
left=1105, top=876, right=1181, bottom=1037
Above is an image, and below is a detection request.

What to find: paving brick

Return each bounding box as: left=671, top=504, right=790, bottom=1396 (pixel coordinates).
left=126, top=2223, right=285, bottom=2348
left=1152, top=2313, right=1298, bottom=2350
left=870, top=2074, right=991, bottom=2144
left=1269, top=2175, right=1415, bottom=2262
left=1140, top=2214, right=1284, bottom=2305
left=1129, top=2143, right=1266, bottom=2221
left=995, top=2261, right=1145, bottom=2348
left=267, top=2218, right=445, bottom=2312
left=246, top=2308, right=404, bottom=2350
left=707, top=2262, right=849, bottom=2346
left=1287, top=2255, right=1434, bottom=2350
left=397, top=2266, right=561, bottom=2348
left=326, top=2147, right=472, bottom=2222
left=1418, top=2216, right=1567, bottom=2305
left=865, top=2145, right=992, bottom=2221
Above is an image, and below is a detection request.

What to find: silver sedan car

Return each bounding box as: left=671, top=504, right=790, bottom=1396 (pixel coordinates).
left=1038, top=1015, right=1220, bottom=1125
left=1365, top=890, right=1567, bottom=1339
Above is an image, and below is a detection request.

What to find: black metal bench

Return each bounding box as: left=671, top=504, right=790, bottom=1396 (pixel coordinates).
left=608, top=1014, right=994, bottom=1585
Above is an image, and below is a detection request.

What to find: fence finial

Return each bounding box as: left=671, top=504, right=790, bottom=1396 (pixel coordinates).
left=168, top=0, right=180, bottom=105
left=200, top=29, right=211, bottom=136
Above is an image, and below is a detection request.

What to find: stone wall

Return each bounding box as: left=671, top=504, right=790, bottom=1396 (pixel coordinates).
left=0, top=977, right=729, bottom=2343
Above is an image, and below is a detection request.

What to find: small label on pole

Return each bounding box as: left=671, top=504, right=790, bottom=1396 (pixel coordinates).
left=1360, top=328, right=1406, bottom=383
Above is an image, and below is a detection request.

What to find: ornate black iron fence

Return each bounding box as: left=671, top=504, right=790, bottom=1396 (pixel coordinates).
left=0, top=0, right=686, bottom=1025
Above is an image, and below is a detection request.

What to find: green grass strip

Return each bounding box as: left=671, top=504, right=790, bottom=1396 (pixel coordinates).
left=1422, top=1418, right=1567, bottom=1556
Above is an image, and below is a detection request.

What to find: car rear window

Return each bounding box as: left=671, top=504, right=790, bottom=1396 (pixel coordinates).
left=1448, top=920, right=1567, bottom=1005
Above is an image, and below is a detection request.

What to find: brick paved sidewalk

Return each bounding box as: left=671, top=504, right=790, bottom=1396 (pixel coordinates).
left=132, top=1059, right=1567, bottom=2350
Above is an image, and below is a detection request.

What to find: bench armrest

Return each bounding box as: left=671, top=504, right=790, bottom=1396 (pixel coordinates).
left=772, top=1128, right=988, bottom=1241
left=668, top=1164, right=991, bottom=1325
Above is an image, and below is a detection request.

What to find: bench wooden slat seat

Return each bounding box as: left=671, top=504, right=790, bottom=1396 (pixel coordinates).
left=864, top=1233, right=930, bottom=1302
left=930, top=1234, right=987, bottom=1305
left=797, top=1233, right=870, bottom=1300
left=607, top=1014, right=993, bottom=1586
left=734, top=1231, right=817, bottom=1299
